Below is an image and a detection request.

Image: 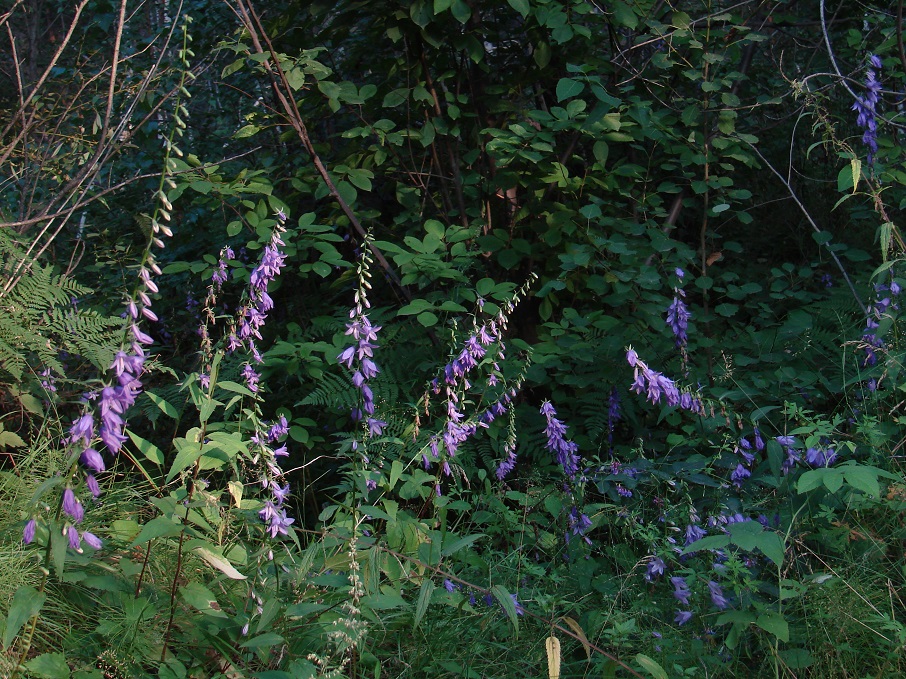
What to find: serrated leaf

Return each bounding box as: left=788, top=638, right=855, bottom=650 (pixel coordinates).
left=195, top=546, right=246, bottom=579
left=24, top=652, right=70, bottom=679
left=0, top=431, right=26, bottom=448
left=756, top=532, right=786, bottom=566
left=166, top=440, right=203, bottom=482
left=4, top=586, right=46, bottom=650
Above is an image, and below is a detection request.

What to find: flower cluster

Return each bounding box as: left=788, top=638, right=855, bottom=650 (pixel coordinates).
left=626, top=348, right=703, bottom=414
left=860, top=279, right=900, bottom=367
left=540, top=400, right=580, bottom=481
left=666, top=270, right=691, bottom=348
left=852, top=54, right=882, bottom=164
left=25, top=216, right=168, bottom=550
left=231, top=216, right=287, bottom=385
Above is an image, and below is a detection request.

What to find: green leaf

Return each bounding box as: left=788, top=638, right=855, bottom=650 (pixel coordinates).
left=843, top=466, right=880, bottom=496
left=797, top=469, right=824, bottom=493
left=180, top=583, right=227, bottom=618
left=451, top=0, right=471, bottom=23
left=240, top=632, right=285, bottom=649
left=24, top=652, right=71, bottom=679
left=127, top=430, right=164, bottom=465
left=635, top=653, right=669, bottom=679
left=507, top=0, right=530, bottom=17
left=417, top=311, right=438, bottom=326
left=683, top=534, right=729, bottom=554
left=728, top=521, right=763, bottom=551
left=4, top=585, right=46, bottom=650
left=166, top=440, right=203, bottom=482
left=131, top=516, right=183, bottom=547
left=556, top=77, right=585, bottom=102
left=755, top=612, right=789, bottom=641
left=195, top=546, right=247, bottom=580
left=441, top=533, right=485, bottom=556
left=218, top=380, right=254, bottom=397
left=146, top=391, right=178, bottom=418
left=413, top=580, right=435, bottom=629
left=234, top=124, right=260, bottom=139
left=612, top=0, right=639, bottom=28
left=490, top=584, right=519, bottom=634
left=756, top=532, right=786, bottom=566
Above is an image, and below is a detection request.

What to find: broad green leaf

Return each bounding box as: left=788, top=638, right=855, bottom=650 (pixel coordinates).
left=234, top=124, right=260, bottom=139
left=195, top=546, right=247, bottom=580
left=755, top=612, right=789, bottom=641
left=24, top=652, right=70, bottom=679
left=507, top=0, right=530, bottom=17
left=131, top=516, right=183, bottom=546
left=127, top=430, right=164, bottom=465
left=441, top=532, right=484, bottom=556
left=413, top=580, right=435, bottom=629
left=635, top=653, right=669, bottom=679
left=180, top=583, right=227, bottom=618
left=146, top=391, right=178, bottom=418
left=240, top=632, right=284, bottom=649
left=490, top=584, right=519, bottom=634
left=166, top=441, right=203, bottom=482
left=3, top=586, right=46, bottom=650
left=756, top=532, right=786, bottom=566
left=556, top=77, right=584, bottom=102
left=728, top=521, right=763, bottom=551
left=843, top=466, right=880, bottom=496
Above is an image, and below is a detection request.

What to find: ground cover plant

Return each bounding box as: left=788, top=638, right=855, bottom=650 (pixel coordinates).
left=2, top=0, right=906, bottom=677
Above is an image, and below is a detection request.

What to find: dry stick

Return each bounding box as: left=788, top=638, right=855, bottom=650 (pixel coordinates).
left=100, top=0, right=129, bottom=145
left=2, top=6, right=186, bottom=296
left=0, top=0, right=90, bottom=168
left=819, top=0, right=859, bottom=103
left=744, top=141, right=867, bottom=315
left=233, top=0, right=410, bottom=303
left=0, top=0, right=24, bottom=31
left=0, top=148, right=261, bottom=232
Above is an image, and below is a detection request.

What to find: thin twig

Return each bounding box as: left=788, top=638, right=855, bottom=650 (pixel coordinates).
left=743, top=140, right=866, bottom=315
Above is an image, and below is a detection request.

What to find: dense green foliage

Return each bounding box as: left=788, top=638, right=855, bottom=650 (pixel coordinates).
left=2, top=0, right=906, bottom=677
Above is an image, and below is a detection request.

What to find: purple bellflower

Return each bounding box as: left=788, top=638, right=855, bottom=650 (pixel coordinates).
left=853, top=55, right=882, bottom=164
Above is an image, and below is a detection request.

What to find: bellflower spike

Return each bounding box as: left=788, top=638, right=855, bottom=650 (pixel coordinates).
left=852, top=54, right=883, bottom=164
left=666, top=293, right=691, bottom=347
left=540, top=401, right=580, bottom=480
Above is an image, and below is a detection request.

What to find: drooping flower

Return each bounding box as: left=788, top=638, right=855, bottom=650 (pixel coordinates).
left=540, top=401, right=580, bottom=480
left=674, top=610, right=693, bottom=626
left=666, top=292, right=691, bottom=347
left=708, top=580, right=729, bottom=610
left=645, top=557, right=666, bottom=581
left=23, top=519, right=36, bottom=544
left=671, top=576, right=692, bottom=605
left=852, top=54, right=883, bottom=164
left=495, top=442, right=517, bottom=480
